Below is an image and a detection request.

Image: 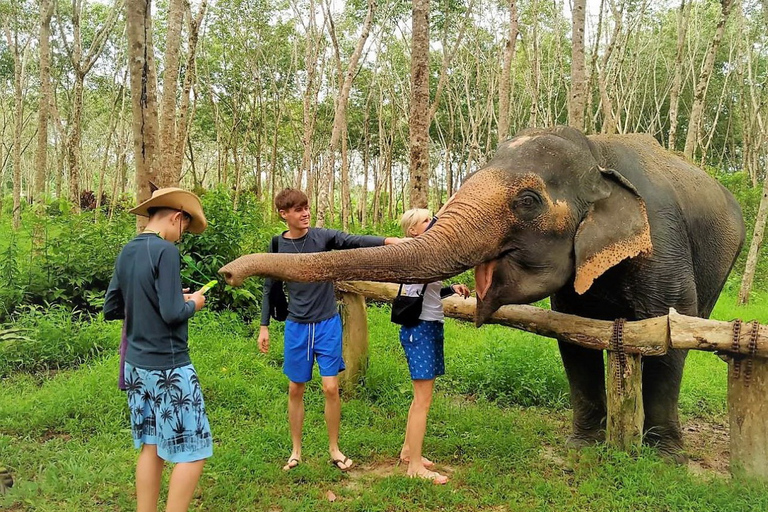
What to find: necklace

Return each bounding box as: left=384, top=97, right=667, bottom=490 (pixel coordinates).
left=143, top=229, right=163, bottom=239
left=289, top=235, right=308, bottom=254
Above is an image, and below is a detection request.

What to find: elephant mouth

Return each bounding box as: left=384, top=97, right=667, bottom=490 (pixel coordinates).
left=474, top=260, right=497, bottom=300
left=474, top=248, right=517, bottom=300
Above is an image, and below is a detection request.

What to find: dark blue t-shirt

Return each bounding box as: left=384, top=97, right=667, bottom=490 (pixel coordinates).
left=104, top=233, right=196, bottom=370
left=260, top=228, right=385, bottom=325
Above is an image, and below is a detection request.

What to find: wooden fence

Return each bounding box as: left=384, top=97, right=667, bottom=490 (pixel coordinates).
left=334, top=281, right=768, bottom=481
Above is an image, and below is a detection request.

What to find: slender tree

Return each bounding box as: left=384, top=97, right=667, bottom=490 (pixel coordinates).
left=683, top=0, right=737, bottom=159
left=315, top=0, right=376, bottom=228
left=498, top=0, right=519, bottom=142
left=3, top=0, right=32, bottom=230
left=667, top=0, right=691, bottom=150
left=569, top=0, right=587, bottom=130
left=409, top=0, right=430, bottom=208
left=59, top=0, right=122, bottom=210
left=33, top=0, right=55, bottom=203
left=125, top=0, right=160, bottom=212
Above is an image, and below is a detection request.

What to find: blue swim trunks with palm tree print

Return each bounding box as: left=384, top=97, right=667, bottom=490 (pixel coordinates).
left=124, top=362, right=213, bottom=463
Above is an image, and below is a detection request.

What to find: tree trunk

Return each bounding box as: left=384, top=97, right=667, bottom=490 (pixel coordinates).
left=498, top=0, right=519, bottom=142
left=173, top=1, right=206, bottom=182
left=360, top=98, right=370, bottom=228
left=68, top=75, right=85, bottom=207
left=683, top=0, right=736, bottom=160
left=297, top=0, right=321, bottom=191
left=315, top=0, right=375, bottom=227
left=586, top=0, right=606, bottom=134
left=34, top=0, right=55, bottom=203
left=598, top=0, right=623, bottom=134
left=61, top=0, right=122, bottom=209
left=11, top=42, right=26, bottom=230
left=96, top=86, right=123, bottom=212
left=157, top=0, right=185, bottom=186
left=667, top=0, right=691, bottom=150
left=569, top=0, right=587, bottom=130
left=527, top=0, right=541, bottom=127
left=126, top=0, right=160, bottom=215
left=739, top=175, right=768, bottom=305
left=340, top=121, right=350, bottom=230
left=409, top=0, right=430, bottom=209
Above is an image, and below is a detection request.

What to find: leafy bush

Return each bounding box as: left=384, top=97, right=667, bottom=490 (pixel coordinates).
left=712, top=170, right=768, bottom=289
left=0, top=306, right=120, bottom=378
left=28, top=212, right=135, bottom=310
left=178, top=187, right=280, bottom=319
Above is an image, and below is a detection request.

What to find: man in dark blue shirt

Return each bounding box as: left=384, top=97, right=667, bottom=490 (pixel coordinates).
left=104, top=187, right=210, bottom=512
left=259, top=188, right=402, bottom=472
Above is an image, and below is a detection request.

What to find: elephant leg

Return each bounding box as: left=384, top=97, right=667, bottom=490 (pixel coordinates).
left=558, top=339, right=607, bottom=447
left=642, top=349, right=688, bottom=463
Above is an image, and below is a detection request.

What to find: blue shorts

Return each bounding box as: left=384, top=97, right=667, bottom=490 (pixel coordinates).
left=284, top=314, right=345, bottom=383
left=124, top=362, right=213, bottom=463
left=399, top=321, right=445, bottom=380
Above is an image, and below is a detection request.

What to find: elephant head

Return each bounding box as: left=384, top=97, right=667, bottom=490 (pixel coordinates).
left=220, top=126, right=652, bottom=325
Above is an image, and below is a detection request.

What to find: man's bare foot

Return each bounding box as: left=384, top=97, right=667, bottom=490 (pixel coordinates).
left=283, top=454, right=301, bottom=471
left=329, top=450, right=353, bottom=471
left=407, top=468, right=448, bottom=485
left=399, top=455, right=434, bottom=468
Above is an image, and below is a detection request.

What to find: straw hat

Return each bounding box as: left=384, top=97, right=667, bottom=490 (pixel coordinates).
left=129, top=187, right=207, bottom=234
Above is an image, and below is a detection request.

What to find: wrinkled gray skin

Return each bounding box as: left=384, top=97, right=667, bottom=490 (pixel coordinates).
left=220, top=126, right=745, bottom=462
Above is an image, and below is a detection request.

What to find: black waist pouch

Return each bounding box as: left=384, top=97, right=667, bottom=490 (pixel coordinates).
left=391, top=284, right=427, bottom=327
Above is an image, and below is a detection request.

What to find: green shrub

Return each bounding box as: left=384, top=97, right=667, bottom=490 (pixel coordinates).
left=178, top=187, right=281, bottom=319
left=0, top=306, right=121, bottom=378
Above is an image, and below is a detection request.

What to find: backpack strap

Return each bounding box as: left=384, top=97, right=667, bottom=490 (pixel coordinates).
left=396, top=283, right=428, bottom=296
left=270, top=235, right=280, bottom=254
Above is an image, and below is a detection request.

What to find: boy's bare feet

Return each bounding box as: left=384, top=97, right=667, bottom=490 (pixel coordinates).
left=407, top=468, right=449, bottom=485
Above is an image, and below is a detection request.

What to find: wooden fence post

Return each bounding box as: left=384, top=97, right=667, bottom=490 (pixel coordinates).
left=606, top=352, right=644, bottom=450
left=728, top=354, right=768, bottom=481
left=338, top=291, right=369, bottom=393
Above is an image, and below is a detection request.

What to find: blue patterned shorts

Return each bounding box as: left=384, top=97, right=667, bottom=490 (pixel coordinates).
left=124, top=362, right=213, bottom=463
left=399, top=321, right=445, bottom=380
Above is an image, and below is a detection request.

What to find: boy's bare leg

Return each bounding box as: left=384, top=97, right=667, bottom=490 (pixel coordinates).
left=165, top=460, right=205, bottom=512
left=285, top=381, right=306, bottom=469
left=322, top=376, right=352, bottom=469
left=136, top=444, right=164, bottom=512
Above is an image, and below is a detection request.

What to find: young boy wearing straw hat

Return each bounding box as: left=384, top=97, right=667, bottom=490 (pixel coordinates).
left=104, top=187, right=211, bottom=512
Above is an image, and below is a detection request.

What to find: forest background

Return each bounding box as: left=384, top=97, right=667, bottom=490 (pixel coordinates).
left=3, top=0, right=768, bottom=509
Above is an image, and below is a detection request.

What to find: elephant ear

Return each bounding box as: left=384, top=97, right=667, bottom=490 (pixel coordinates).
left=573, top=167, right=652, bottom=295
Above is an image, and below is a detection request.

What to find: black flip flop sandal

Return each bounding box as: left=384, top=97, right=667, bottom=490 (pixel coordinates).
left=330, top=457, right=353, bottom=472
left=283, top=458, right=300, bottom=471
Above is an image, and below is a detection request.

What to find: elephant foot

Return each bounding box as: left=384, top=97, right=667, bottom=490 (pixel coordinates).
left=650, top=441, right=688, bottom=465
left=565, top=429, right=605, bottom=450
left=644, top=431, right=687, bottom=464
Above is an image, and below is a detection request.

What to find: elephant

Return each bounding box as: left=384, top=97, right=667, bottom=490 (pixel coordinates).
left=220, top=126, right=745, bottom=462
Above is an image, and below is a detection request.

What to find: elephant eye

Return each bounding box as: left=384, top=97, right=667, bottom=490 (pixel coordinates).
left=512, top=190, right=542, bottom=219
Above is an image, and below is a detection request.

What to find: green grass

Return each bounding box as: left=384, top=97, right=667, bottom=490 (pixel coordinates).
left=3, top=297, right=768, bottom=511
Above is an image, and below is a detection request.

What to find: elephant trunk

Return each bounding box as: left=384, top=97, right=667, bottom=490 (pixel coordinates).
left=220, top=180, right=510, bottom=286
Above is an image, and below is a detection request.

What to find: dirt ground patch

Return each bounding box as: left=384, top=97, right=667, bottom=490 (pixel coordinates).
left=683, top=419, right=730, bottom=477
left=343, top=459, right=457, bottom=490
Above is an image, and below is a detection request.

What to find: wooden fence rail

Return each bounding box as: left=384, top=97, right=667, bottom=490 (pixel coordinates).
left=335, top=281, right=767, bottom=481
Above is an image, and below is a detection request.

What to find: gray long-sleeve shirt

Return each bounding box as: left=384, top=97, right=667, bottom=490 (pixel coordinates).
left=104, top=233, right=197, bottom=370
left=260, top=228, right=386, bottom=325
